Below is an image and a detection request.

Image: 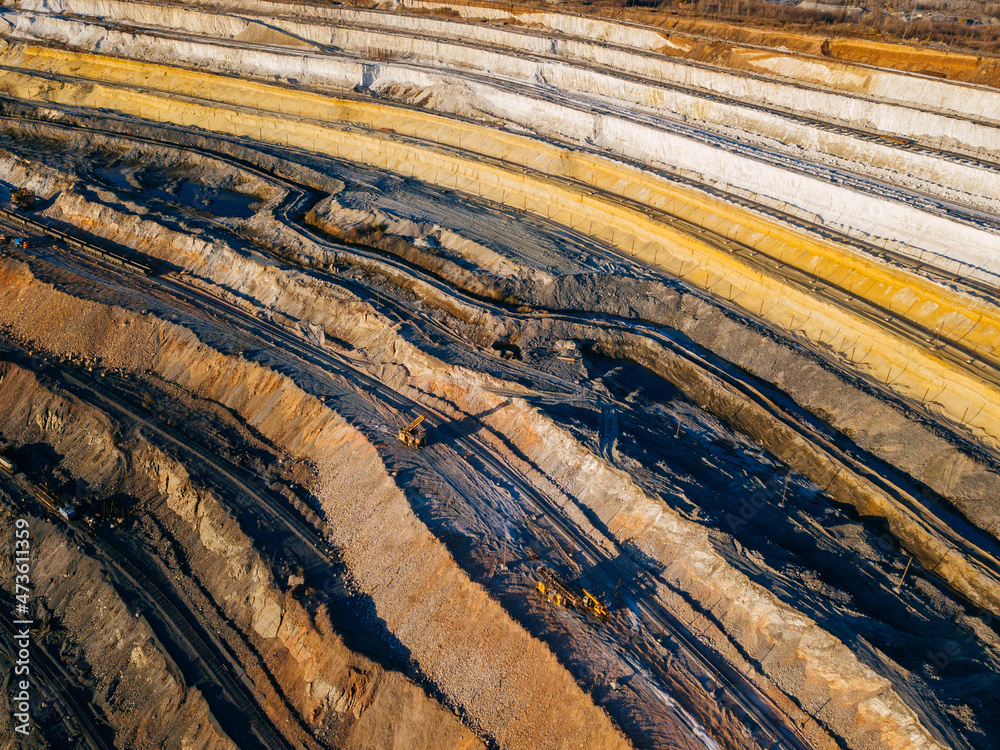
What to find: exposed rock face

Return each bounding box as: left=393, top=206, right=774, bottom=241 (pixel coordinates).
left=1, top=3, right=999, bottom=747
left=0, top=359, right=486, bottom=750
left=313, top=433, right=633, bottom=750
left=462, top=392, right=944, bottom=750
left=156, top=452, right=487, bottom=750
left=0, top=503, right=236, bottom=750
left=0, top=245, right=966, bottom=750
left=0, top=362, right=124, bottom=482
left=0, top=267, right=628, bottom=749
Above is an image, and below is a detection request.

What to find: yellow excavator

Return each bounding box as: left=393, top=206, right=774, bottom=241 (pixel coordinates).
left=536, top=566, right=608, bottom=620
left=11, top=189, right=35, bottom=210
left=397, top=414, right=428, bottom=448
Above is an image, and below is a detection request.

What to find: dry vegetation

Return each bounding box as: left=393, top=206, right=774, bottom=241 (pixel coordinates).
left=499, top=0, right=1000, bottom=53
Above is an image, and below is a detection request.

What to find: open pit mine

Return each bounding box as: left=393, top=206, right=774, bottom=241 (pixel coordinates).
left=0, top=0, right=999, bottom=748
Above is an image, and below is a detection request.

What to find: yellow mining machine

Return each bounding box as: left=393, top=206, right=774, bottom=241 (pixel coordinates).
left=536, top=566, right=608, bottom=620
left=11, top=189, right=35, bottom=210
left=397, top=414, right=428, bottom=448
